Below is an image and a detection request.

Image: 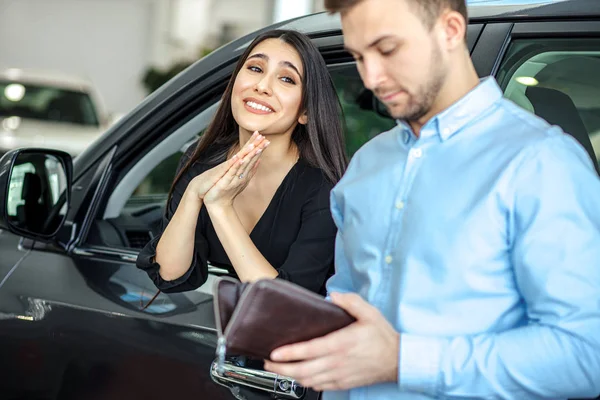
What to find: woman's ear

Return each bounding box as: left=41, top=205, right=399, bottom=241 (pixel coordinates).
left=298, top=112, right=308, bottom=125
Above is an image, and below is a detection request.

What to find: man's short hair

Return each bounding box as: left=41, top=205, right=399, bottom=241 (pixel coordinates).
left=324, top=0, right=468, bottom=34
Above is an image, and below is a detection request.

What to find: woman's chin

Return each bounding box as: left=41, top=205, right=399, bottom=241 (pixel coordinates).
left=238, top=123, right=271, bottom=135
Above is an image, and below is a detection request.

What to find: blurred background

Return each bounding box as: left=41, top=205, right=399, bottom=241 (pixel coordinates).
left=0, top=0, right=329, bottom=158
left=0, top=0, right=559, bottom=158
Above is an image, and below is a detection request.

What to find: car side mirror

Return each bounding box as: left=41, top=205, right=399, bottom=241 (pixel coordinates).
left=0, top=148, right=73, bottom=240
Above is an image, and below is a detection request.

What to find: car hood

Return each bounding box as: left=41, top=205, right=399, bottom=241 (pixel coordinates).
left=0, top=117, right=104, bottom=156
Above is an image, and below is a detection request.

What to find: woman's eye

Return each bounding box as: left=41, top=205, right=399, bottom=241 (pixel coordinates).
left=248, top=65, right=262, bottom=73
left=281, top=76, right=296, bottom=84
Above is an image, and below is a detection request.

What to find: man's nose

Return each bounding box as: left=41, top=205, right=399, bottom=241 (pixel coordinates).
left=361, top=58, right=386, bottom=91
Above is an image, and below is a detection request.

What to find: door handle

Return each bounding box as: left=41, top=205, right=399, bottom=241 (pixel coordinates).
left=210, top=359, right=306, bottom=399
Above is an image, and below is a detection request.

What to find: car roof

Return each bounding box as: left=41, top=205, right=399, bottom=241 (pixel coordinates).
left=277, top=0, right=600, bottom=34
left=74, top=0, right=600, bottom=175
left=0, top=68, right=96, bottom=93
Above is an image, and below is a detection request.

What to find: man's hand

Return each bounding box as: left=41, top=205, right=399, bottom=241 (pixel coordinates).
left=264, top=292, right=400, bottom=392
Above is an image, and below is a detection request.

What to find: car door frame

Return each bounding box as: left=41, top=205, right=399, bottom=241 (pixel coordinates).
left=472, top=18, right=600, bottom=79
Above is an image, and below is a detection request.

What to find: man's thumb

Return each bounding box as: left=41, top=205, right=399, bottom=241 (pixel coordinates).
left=330, top=292, right=375, bottom=320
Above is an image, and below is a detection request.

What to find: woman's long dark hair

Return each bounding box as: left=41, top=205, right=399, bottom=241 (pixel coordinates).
left=169, top=30, right=348, bottom=201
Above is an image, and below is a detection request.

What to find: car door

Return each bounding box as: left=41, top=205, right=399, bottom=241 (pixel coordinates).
left=0, top=17, right=487, bottom=400
left=0, top=37, right=245, bottom=400
left=470, top=16, right=600, bottom=173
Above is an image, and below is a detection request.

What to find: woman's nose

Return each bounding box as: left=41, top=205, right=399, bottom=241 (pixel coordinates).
left=254, top=75, right=273, bottom=95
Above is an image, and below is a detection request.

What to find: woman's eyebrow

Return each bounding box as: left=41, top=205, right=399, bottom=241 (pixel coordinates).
left=247, top=53, right=302, bottom=79
left=281, top=61, right=302, bottom=79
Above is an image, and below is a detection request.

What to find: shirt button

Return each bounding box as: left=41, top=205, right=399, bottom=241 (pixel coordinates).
left=385, top=255, right=393, bottom=264
left=410, top=148, right=423, bottom=158
left=395, top=201, right=405, bottom=210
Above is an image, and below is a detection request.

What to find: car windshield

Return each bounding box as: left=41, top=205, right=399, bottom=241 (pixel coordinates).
left=0, top=80, right=99, bottom=127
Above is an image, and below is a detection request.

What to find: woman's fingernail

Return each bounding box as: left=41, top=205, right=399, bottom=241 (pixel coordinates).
left=256, top=149, right=262, bottom=154
left=248, top=144, right=254, bottom=150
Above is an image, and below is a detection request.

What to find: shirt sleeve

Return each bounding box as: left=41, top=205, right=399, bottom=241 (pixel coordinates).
left=399, top=134, right=600, bottom=399
left=324, top=186, right=355, bottom=297
left=135, top=148, right=210, bottom=293
left=275, top=179, right=337, bottom=294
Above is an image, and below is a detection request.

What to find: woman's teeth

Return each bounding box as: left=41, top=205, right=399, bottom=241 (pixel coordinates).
left=246, top=101, right=273, bottom=112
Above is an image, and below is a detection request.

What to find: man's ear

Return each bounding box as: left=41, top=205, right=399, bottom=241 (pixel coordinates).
left=298, top=112, right=308, bottom=125
left=439, top=9, right=466, bottom=51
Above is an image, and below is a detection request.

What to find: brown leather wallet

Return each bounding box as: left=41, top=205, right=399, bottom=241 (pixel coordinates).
left=213, top=277, right=355, bottom=364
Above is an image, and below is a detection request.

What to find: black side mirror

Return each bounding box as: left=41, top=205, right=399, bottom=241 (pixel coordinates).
left=0, top=148, right=72, bottom=240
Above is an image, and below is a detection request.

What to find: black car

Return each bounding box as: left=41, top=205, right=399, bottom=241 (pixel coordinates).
left=1, top=1, right=600, bottom=399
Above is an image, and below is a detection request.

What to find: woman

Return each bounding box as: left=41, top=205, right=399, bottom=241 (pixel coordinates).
left=136, top=30, right=347, bottom=295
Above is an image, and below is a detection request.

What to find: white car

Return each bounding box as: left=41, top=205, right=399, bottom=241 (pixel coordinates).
left=0, top=68, right=113, bottom=157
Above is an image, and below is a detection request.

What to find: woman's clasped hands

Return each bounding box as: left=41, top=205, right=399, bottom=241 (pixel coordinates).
left=187, top=131, right=270, bottom=208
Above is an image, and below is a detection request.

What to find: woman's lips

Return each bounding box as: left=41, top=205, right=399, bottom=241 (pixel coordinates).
left=244, top=99, right=275, bottom=115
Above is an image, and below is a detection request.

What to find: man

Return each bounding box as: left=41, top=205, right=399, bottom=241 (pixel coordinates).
left=264, top=0, right=600, bottom=398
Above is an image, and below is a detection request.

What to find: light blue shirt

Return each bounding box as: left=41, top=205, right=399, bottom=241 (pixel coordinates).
left=324, top=78, right=600, bottom=400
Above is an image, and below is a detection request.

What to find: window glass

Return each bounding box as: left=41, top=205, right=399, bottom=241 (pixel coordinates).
left=497, top=38, right=600, bottom=167
left=125, top=63, right=395, bottom=209
left=0, top=80, right=99, bottom=127
left=7, top=162, right=35, bottom=216
left=329, top=63, right=395, bottom=157
left=111, top=62, right=394, bottom=250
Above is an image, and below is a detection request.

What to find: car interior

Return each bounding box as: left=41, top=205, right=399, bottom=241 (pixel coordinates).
left=86, top=63, right=395, bottom=254
left=501, top=47, right=600, bottom=171
left=86, top=44, right=600, bottom=266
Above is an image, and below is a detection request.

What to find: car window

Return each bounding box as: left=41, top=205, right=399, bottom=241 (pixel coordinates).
left=0, top=80, right=99, bottom=127
left=126, top=148, right=191, bottom=210
left=7, top=162, right=36, bottom=216
left=330, top=63, right=395, bottom=157
left=497, top=38, right=600, bottom=168
left=124, top=63, right=394, bottom=216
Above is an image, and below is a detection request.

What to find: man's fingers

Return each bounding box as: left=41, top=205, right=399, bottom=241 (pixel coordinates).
left=264, top=355, right=337, bottom=381
left=330, top=292, right=379, bottom=321
left=270, top=328, right=348, bottom=362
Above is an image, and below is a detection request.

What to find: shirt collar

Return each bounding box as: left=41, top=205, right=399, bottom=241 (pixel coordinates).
left=395, top=77, right=503, bottom=142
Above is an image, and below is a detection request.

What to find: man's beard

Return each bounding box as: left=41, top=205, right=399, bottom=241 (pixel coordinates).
left=386, top=43, right=447, bottom=121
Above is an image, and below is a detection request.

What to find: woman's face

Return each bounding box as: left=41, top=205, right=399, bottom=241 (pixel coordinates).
left=231, top=38, right=306, bottom=137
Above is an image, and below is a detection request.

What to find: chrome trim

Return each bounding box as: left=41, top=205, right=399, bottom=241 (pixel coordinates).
left=71, top=246, right=232, bottom=275
left=210, top=359, right=305, bottom=399
left=72, top=246, right=139, bottom=263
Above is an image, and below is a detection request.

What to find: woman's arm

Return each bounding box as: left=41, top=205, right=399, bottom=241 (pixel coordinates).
left=136, top=133, right=265, bottom=291
left=207, top=204, right=279, bottom=281
left=154, top=190, right=204, bottom=281
left=206, top=164, right=336, bottom=292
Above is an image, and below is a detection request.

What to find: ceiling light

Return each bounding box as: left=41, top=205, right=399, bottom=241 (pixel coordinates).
left=2, top=116, right=21, bottom=131
left=4, top=83, right=26, bottom=102
left=515, top=76, right=539, bottom=86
